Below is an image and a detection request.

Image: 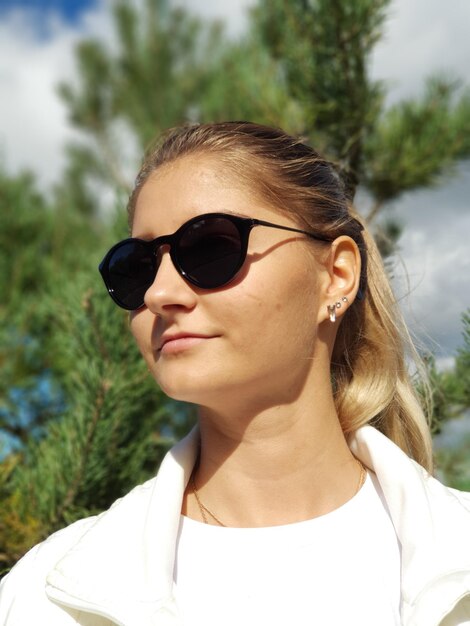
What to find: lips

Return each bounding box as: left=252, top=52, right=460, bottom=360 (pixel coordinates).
left=157, top=332, right=216, bottom=351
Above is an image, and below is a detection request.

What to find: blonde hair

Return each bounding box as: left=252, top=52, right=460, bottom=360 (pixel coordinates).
left=128, top=121, right=434, bottom=472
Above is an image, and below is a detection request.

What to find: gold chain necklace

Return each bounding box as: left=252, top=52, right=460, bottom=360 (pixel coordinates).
left=190, top=458, right=367, bottom=527
left=191, top=472, right=226, bottom=526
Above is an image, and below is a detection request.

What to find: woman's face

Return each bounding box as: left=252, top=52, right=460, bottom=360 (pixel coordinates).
left=129, top=155, right=331, bottom=410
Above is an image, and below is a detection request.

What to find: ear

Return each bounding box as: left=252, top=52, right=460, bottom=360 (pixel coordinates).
left=316, top=236, right=361, bottom=324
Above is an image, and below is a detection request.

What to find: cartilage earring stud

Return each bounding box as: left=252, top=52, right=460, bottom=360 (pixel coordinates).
left=327, top=304, right=336, bottom=323
left=342, top=296, right=348, bottom=303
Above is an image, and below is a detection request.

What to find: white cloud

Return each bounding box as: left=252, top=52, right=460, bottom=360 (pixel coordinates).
left=371, top=0, right=470, bottom=104
left=0, top=1, right=115, bottom=190
left=174, top=0, right=255, bottom=38
left=390, top=166, right=470, bottom=356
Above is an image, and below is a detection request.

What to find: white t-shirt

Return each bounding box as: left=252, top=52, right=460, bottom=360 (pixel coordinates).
left=173, top=471, right=401, bottom=625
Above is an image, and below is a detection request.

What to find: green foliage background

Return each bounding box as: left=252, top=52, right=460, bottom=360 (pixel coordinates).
left=1, top=0, right=470, bottom=574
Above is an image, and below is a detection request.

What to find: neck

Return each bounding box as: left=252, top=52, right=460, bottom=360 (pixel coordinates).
left=183, top=390, right=363, bottom=528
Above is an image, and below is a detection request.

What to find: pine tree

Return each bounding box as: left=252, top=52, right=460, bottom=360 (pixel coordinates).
left=57, top=0, right=470, bottom=243
left=250, top=0, right=470, bottom=243
left=1, top=271, right=193, bottom=569
left=0, top=170, right=79, bottom=451
left=57, top=0, right=226, bottom=204
left=431, top=311, right=470, bottom=491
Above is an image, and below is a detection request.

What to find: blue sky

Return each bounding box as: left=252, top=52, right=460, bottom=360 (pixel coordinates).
left=0, top=0, right=97, bottom=24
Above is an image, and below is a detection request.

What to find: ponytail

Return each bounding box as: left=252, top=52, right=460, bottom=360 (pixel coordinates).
left=332, top=214, right=434, bottom=472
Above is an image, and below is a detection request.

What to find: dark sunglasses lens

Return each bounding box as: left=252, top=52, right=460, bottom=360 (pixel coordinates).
left=178, top=217, right=244, bottom=288
left=106, top=241, right=155, bottom=309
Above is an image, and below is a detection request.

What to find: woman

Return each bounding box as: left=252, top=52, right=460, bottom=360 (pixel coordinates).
left=1, top=122, right=469, bottom=626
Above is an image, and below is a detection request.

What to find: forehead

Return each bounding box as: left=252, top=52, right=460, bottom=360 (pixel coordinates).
left=132, top=155, right=270, bottom=237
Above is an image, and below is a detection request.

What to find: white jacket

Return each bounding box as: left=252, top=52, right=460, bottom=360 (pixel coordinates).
left=1, top=425, right=469, bottom=626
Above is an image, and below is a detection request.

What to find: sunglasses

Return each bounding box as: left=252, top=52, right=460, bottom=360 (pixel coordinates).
left=99, top=212, right=331, bottom=310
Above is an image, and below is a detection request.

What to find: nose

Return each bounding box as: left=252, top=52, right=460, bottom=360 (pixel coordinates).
left=143, top=247, right=197, bottom=315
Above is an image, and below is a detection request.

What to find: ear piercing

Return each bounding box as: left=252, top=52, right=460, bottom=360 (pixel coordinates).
left=328, top=297, right=348, bottom=323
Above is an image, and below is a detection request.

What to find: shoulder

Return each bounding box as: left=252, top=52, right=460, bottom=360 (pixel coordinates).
left=0, top=473, right=162, bottom=625
left=0, top=431, right=198, bottom=624
left=447, top=485, right=470, bottom=510
left=0, top=518, right=97, bottom=625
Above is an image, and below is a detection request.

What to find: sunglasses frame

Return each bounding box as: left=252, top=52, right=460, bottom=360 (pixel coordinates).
left=99, top=212, right=332, bottom=310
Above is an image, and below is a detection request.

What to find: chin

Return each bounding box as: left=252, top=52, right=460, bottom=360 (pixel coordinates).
left=155, top=370, right=212, bottom=404
left=157, top=369, right=241, bottom=407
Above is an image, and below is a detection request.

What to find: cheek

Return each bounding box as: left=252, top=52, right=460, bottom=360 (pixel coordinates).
left=228, top=264, right=320, bottom=360
left=271, top=290, right=318, bottom=356
left=129, top=311, right=153, bottom=361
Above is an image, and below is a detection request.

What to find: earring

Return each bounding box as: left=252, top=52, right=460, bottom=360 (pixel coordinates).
left=328, top=297, right=348, bottom=322
left=327, top=304, right=336, bottom=323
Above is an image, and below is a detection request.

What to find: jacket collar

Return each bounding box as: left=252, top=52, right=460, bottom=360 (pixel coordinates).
left=349, top=426, right=470, bottom=625
left=46, top=428, right=199, bottom=625
left=46, top=426, right=470, bottom=626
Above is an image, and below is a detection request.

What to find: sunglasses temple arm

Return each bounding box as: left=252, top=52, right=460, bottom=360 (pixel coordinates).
left=251, top=219, right=331, bottom=243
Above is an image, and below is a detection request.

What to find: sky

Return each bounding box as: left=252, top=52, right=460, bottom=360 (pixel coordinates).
left=0, top=0, right=469, bottom=365
left=0, top=0, right=96, bottom=24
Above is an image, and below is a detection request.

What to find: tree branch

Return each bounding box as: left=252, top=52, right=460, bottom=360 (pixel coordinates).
left=365, top=198, right=384, bottom=224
